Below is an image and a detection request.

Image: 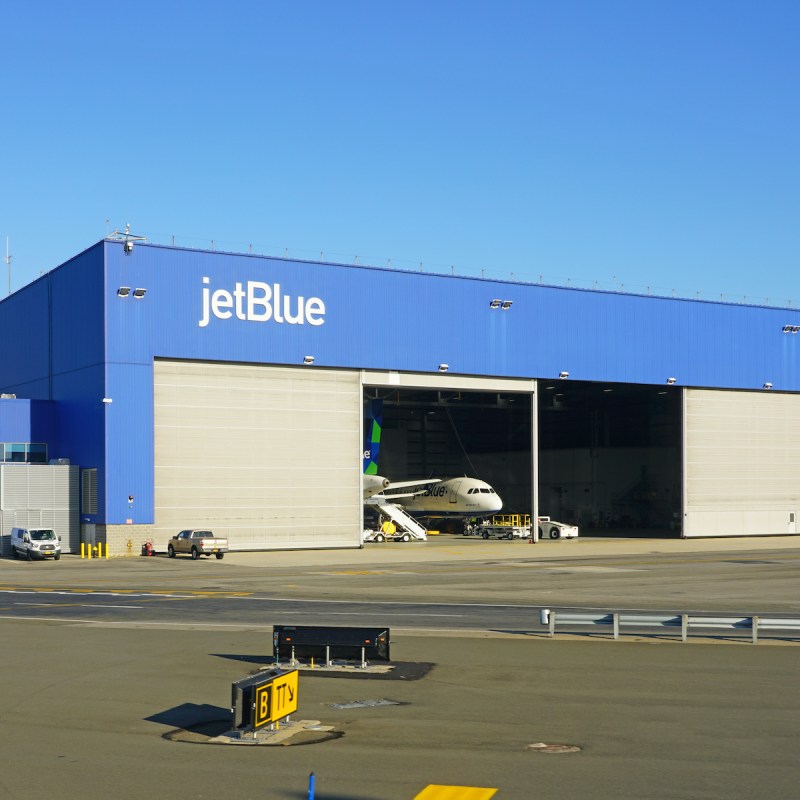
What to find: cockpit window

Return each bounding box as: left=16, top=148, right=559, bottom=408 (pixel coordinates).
left=480, top=488, right=490, bottom=494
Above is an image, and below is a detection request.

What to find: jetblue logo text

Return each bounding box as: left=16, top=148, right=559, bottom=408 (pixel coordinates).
left=423, top=486, right=448, bottom=497
left=199, top=277, right=326, bottom=328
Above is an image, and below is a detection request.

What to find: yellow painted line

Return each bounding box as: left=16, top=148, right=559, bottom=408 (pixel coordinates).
left=415, top=785, right=497, bottom=800
left=0, top=586, right=252, bottom=598
left=331, top=570, right=388, bottom=575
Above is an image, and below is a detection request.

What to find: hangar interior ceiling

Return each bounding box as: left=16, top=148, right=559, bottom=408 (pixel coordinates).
left=367, top=381, right=682, bottom=536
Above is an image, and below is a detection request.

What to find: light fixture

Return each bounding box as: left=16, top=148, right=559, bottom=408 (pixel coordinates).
left=559, top=371, right=569, bottom=379
left=303, top=355, right=315, bottom=365
left=132, top=288, right=147, bottom=298
left=438, top=364, right=449, bottom=372
left=794, top=327, right=800, bottom=334
left=117, top=286, right=131, bottom=297
left=763, top=382, right=773, bottom=390
left=501, top=300, right=513, bottom=310
left=666, top=377, right=677, bottom=385
left=782, top=325, right=800, bottom=333
left=108, top=224, right=146, bottom=255
left=102, top=398, right=113, bottom=405
left=489, top=299, right=501, bottom=309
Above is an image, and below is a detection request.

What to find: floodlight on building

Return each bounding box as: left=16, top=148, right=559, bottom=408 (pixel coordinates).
left=666, top=377, right=677, bottom=385
left=102, top=398, right=113, bottom=405
left=489, top=299, right=501, bottom=309
left=559, top=371, right=569, bottom=379
left=123, top=240, right=134, bottom=255
left=501, top=300, right=513, bottom=310
left=132, top=288, right=147, bottom=299
left=303, top=355, right=315, bottom=365
left=117, top=287, right=131, bottom=297
left=438, top=364, right=449, bottom=372
left=763, top=382, right=773, bottom=390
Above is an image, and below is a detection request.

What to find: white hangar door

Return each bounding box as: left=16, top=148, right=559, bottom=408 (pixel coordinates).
left=683, top=389, right=800, bottom=537
left=153, top=360, right=362, bottom=551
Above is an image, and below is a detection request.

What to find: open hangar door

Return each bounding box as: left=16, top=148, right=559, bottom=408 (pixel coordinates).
left=362, top=373, right=535, bottom=527
left=538, top=381, right=682, bottom=536
left=153, top=359, right=362, bottom=551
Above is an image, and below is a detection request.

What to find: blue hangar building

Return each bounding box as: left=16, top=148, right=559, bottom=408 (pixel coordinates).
left=2, top=236, right=800, bottom=556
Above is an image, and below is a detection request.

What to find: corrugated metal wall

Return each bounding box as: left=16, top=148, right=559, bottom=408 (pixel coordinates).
left=153, top=359, right=362, bottom=550
left=0, top=465, right=80, bottom=555
left=684, top=389, right=800, bottom=536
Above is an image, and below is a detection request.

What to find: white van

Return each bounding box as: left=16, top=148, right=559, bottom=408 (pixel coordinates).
left=9, top=527, right=62, bottom=560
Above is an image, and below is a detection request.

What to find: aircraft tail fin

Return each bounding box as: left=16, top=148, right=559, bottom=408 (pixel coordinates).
left=363, top=398, right=383, bottom=474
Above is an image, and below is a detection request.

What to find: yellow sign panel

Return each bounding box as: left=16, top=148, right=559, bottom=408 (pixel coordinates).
left=254, top=669, right=299, bottom=728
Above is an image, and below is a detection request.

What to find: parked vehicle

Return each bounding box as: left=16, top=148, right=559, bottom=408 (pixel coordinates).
left=538, top=516, right=579, bottom=540
left=362, top=528, right=413, bottom=543
left=9, top=527, right=62, bottom=560
left=465, top=514, right=530, bottom=540
left=167, top=530, right=228, bottom=559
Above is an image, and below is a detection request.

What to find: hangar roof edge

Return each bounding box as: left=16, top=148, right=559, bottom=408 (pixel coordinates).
left=101, top=238, right=799, bottom=315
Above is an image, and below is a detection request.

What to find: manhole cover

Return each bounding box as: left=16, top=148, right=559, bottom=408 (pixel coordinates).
left=328, top=698, right=402, bottom=709
left=527, top=742, right=582, bottom=753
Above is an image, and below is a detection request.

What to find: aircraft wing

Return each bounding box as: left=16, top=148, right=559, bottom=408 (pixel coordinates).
left=385, top=478, right=441, bottom=490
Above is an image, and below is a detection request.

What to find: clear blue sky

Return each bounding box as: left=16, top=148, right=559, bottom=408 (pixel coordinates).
left=3, top=1, right=799, bottom=305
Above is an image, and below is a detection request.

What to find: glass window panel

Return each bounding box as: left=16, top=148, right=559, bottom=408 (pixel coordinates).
left=27, top=444, right=47, bottom=464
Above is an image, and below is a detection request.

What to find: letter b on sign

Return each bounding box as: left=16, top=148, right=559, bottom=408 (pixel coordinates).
left=254, top=684, right=271, bottom=728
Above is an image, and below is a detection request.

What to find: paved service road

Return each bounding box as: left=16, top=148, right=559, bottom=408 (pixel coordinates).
left=0, top=587, right=546, bottom=633
left=1, top=535, right=799, bottom=617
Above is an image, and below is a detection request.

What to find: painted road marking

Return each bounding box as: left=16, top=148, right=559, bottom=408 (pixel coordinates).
left=415, top=785, right=497, bottom=800
left=0, top=588, right=251, bottom=599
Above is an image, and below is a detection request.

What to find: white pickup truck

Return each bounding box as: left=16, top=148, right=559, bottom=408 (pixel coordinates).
left=167, top=530, right=228, bottom=559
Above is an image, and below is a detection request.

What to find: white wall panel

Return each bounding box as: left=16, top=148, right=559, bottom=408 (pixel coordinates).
left=153, top=360, right=361, bottom=551
left=0, top=465, right=79, bottom=554
left=684, top=389, right=800, bottom=536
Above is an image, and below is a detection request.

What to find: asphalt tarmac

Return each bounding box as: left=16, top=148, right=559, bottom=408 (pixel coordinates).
left=0, top=535, right=798, bottom=799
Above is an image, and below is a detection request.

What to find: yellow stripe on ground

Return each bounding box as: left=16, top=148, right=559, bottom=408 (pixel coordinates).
left=414, top=785, right=497, bottom=800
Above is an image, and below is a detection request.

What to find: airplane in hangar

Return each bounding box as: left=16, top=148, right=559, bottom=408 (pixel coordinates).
left=362, top=473, right=503, bottom=518
left=362, top=399, right=503, bottom=519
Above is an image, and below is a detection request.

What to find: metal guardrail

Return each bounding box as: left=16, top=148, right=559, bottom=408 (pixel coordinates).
left=539, top=609, right=800, bottom=644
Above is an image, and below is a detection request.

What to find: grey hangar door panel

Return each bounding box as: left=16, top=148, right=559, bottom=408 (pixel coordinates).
left=153, top=360, right=362, bottom=550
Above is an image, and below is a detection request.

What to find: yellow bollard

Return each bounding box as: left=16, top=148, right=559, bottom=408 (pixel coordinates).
left=105, top=542, right=109, bottom=560
left=311, top=657, right=315, bottom=670
left=80, top=542, right=85, bottom=559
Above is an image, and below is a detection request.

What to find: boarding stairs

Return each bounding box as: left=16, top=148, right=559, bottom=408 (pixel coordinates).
left=365, top=495, right=428, bottom=541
